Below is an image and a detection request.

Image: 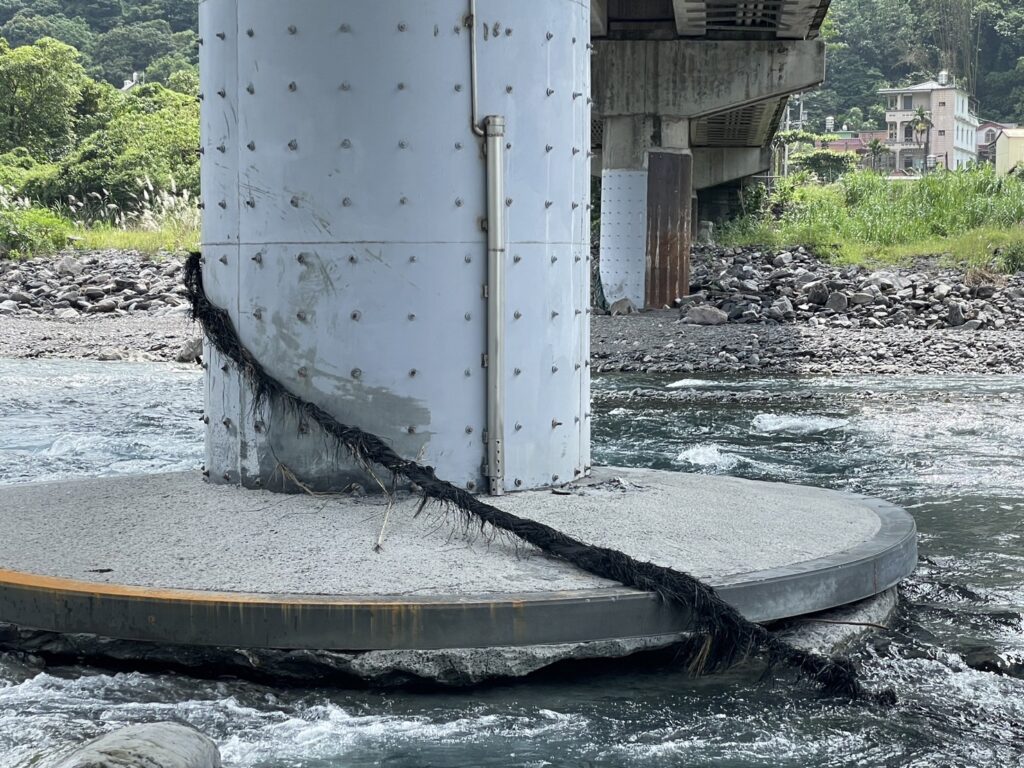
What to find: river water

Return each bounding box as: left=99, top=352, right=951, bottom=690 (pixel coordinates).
left=0, top=360, right=1022, bottom=767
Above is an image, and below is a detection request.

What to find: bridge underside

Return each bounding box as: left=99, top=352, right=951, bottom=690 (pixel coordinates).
left=592, top=0, right=829, bottom=308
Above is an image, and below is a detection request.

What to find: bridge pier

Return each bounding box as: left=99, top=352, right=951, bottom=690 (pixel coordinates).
left=198, top=0, right=591, bottom=494
left=593, top=39, right=825, bottom=309
left=599, top=116, right=693, bottom=309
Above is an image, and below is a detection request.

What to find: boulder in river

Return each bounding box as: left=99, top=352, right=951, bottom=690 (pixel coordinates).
left=51, top=722, right=221, bottom=768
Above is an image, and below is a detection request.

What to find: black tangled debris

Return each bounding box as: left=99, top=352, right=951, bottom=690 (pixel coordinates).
left=184, top=251, right=895, bottom=704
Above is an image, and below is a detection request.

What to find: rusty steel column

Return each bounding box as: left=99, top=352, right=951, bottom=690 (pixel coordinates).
left=644, top=151, right=692, bottom=308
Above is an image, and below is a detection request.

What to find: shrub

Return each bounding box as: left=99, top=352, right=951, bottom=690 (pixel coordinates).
left=1000, top=237, right=1024, bottom=274
left=0, top=204, right=70, bottom=256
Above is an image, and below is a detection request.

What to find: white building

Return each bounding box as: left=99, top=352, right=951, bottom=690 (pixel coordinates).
left=879, top=72, right=980, bottom=172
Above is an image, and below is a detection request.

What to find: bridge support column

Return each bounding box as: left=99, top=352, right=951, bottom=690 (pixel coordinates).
left=599, top=116, right=692, bottom=309
left=199, top=0, right=591, bottom=495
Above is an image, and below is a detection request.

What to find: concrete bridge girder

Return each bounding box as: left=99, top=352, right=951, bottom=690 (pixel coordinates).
left=692, top=146, right=771, bottom=191
left=593, top=40, right=825, bottom=120
left=672, top=0, right=828, bottom=39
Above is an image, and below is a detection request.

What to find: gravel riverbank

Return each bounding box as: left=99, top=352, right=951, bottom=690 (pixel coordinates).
left=592, top=314, right=1024, bottom=375
left=1, top=249, right=1022, bottom=375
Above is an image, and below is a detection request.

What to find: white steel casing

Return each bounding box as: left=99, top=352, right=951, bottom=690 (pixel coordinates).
left=200, top=0, right=591, bottom=492
left=598, top=169, right=647, bottom=308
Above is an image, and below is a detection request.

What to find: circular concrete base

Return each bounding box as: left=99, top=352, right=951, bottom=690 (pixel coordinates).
left=0, top=468, right=915, bottom=652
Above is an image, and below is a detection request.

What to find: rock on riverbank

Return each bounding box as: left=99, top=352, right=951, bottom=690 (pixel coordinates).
left=593, top=315, right=1024, bottom=376
left=0, top=251, right=201, bottom=362
left=0, top=251, right=191, bottom=318
left=592, top=245, right=1024, bottom=376
left=676, top=245, right=1024, bottom=331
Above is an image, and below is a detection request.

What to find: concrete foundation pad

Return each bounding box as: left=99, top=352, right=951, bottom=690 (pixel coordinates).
left=2, top=592, right=897, bottom=686
left=0, top=468, right=916, bottom=661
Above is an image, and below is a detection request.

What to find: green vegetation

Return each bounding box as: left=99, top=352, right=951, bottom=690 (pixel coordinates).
left=0, top=0, right=197, bottom=88
left=721, top=167, right=1024, bottom=271
left=0, top=5, right=200, bottom=258
left=0, top=190, right=71, bottom=256
left=811, top=0, right=1024, bottom=129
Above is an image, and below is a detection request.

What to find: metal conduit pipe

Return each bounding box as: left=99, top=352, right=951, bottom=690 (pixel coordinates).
left=469, top=0, right=507, bottom=495
left=469, top=0, right=484, bottom=137
left=484, top=116, right=506, bottom=496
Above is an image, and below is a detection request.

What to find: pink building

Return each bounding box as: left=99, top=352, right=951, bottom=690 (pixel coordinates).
left=977, top=120, right=1018, bottom=164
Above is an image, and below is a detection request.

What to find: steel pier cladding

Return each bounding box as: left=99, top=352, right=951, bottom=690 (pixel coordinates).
left=199, top=0, right=592, bottom=493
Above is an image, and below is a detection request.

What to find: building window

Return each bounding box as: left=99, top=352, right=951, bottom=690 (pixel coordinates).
left=904, top=124, right=914, bottom=141
left=903, top=94, right=913, bottom=110
left=888, top=123, right=897, bottom=140
left=938, top=101, right=946, bottom=107
left=986, top=129, right=996, bottom=144
left=938, top=130, right=946, bottom=136
left=889, top=96, right=898, bottom=109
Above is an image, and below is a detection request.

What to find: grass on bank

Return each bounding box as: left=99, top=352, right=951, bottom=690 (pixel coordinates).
left=72, top=223, right=198, bottom=255
left=0, top=183, right=199, bottom=258
left=719, top=167, right=1024, bottom=273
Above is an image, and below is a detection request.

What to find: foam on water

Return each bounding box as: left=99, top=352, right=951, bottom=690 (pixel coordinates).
left=0, top=359, right=202, bottom=485
left=751, top=413, right=849, bottom=435
left=674, top=443, right=742, bottom=470
left=667, top=378, right=713, bottom=389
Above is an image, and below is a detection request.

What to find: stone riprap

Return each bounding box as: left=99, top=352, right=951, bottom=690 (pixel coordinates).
left=593, top=245, right=1024, bottom=376
left=3, top=248, right=1023, bottom=374
left=0, top=251, right=200, bottom=362
left=0, top=251, right=190, bottom=318
left=675, top=245, right=1024, bottom=331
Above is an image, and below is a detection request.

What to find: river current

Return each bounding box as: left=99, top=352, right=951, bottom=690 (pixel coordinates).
left=0, top=360, right=1021, bottom=767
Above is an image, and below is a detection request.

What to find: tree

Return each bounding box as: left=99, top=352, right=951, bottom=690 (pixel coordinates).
left=0, top=10, right=94, bottom=52
left=92, top=19, right=174, bottom=84
left=930, top=0, right=983, bottom=95
left=865, top=138, right=891, bottom=171
left=913, top=106, right=933, bottom=171
left=792, top=149, right=859, bottom=181
left=144, top=53, right=192, bottom=84
left=0, top=37, right=87, bottom=159
left=61, top=0, right=123, bottom=33
left=50, top=82, right=199, bottom=205
left=801, top=0, right=1024, bottom=131
left=123, top=0, right=197, bottom=33
left=165, top=67, right=198, bottom=96
left=0, top=0, right=60, bottom=27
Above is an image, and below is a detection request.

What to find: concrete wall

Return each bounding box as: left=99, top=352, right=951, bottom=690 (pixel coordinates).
left=996, top=133, right=1024, bottom=176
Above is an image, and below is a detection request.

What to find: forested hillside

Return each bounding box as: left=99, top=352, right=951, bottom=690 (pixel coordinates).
left=0, top=0, right=196, bottom=86
left=810, top=0, right=1024, bottom=130
left=0, top=2, right=199, bottom=255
